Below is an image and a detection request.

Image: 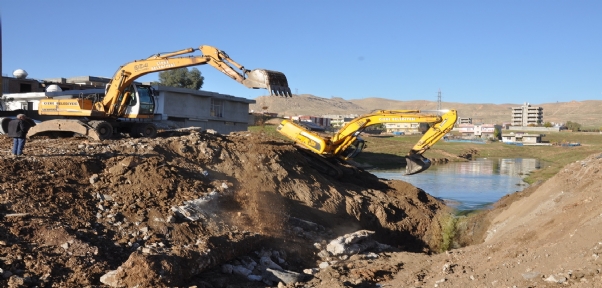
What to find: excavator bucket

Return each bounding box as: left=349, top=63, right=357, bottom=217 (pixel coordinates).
left=27, top=120, right=101, bottom=141
left=243, top=69, right=292, bottom=97
left=405, top=153, right=432, bottom=175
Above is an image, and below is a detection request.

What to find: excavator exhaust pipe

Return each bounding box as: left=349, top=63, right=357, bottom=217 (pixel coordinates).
left=405, top=153, right=432, bottom=175
left=243, top=69, right=292, bottom=97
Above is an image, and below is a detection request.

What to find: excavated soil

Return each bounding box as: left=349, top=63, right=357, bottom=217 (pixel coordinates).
left=1, top=129, right=601, bottom=287
left=0, top=130, right=448, bottom=287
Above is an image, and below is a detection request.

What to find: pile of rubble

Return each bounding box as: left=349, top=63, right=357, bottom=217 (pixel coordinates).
left=0, top=130, right=448, bottom=287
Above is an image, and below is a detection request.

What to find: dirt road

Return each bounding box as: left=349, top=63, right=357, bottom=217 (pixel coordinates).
left=0, top=130, right=600, bottom=287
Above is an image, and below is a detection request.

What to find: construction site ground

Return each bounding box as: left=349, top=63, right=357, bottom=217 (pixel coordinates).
left=0, top=129, right=601, bottom=287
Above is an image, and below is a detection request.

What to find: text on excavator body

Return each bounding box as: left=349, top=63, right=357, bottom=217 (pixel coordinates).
left=152, top=61, right=175, bottom=70
left=378, top=117, right=416, bottom=121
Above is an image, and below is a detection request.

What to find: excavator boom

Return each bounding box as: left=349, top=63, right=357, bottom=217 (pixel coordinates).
left=100, top=45, right=291, bottom=116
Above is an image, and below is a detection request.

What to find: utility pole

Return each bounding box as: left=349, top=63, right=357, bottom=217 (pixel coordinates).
left=437, top=89, right=442, bottom=114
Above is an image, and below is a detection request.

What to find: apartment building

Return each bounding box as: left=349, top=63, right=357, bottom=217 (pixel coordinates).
left=511, top=102, right=543, bottom=126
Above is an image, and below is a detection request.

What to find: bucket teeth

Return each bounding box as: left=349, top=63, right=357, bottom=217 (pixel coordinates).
left=269, top=85, right=292, bottom=97
left=265, top=71, right=292, bottom=97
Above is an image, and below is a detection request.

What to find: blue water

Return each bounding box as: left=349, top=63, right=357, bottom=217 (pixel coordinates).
left=371, top=158, right=541, bottom=211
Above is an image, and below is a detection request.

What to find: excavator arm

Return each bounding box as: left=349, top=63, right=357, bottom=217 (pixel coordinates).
left=99, top=45, right=292, bottom=117
left=405, top=110, right=457, bottom=175
left=277, top=110, right=458, bottom=175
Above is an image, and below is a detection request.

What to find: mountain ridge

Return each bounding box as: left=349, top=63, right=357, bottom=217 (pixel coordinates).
left=250, top=94, right=602, bottom=128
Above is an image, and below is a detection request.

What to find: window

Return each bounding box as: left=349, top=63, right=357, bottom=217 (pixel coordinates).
left=126, top=86, right=137, bottom=106
left=211, top=99, right=224, bottom=118
left=167, top=116, right=186, bottom=122
left=19, top=83, right=32, bottom=93
left=135, top=86, right=155, bottom=115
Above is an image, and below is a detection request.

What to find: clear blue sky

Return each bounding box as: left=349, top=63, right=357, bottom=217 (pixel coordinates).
left=2, top=1, right=600, bottom=104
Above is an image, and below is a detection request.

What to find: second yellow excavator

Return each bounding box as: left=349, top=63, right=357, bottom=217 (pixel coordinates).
left=29, top=45, right=291, bottom=140
left=277, top=110, right=457, bottom=176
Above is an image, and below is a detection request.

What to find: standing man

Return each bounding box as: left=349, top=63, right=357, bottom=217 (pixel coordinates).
left=7, top=114, right=35, bottom=156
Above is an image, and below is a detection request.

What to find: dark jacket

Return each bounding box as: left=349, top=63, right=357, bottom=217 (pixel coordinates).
left=7, top=119, right=33, bottom=138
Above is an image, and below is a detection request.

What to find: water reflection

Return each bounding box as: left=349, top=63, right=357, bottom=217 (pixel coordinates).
left=371, top=158, right=541, bottom=211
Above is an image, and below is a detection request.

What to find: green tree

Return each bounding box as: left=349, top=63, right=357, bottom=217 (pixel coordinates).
left=0, top=95, right=14, bottom=111
left=565, top=121, right=581, bottom=131
left=157, top=68, right=204, bottom=90
left=543, top=122, right=553, bottom=128
left=493, top=128, right=501, bottom=140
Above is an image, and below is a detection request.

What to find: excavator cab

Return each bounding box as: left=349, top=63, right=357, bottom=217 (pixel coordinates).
left=134, top=85, right=156, bottom=115
left=242, top=69, right=292, bottom=97
left=121, top=85, right=156, bottom=118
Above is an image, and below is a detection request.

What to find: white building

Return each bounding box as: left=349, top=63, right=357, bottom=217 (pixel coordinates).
left=457, top=124, right=501, bottom=139
left=511, top=102, right=543, bottom=126
left=501, top=132, right=543, bottom=144
left=384, top=122, right=429, bottom=135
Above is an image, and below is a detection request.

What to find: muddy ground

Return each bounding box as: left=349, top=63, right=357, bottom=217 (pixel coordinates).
left=0, top=129, right=601, bottom=287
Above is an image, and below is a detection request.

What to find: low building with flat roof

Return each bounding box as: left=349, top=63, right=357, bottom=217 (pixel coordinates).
left=2, top=75, right=255, bottom=135
left=501, top=132, right=543, bottom=144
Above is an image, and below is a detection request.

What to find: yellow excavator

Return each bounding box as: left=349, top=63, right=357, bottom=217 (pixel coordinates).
left=29, top=45, right=291, bottom=140
left=277, top=110, right=457, bottom=176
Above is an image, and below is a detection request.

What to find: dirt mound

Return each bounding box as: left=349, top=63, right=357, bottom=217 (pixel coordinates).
left=303, top=152, right=602, bottom=287
left=0, top=130, right=449, bottom=287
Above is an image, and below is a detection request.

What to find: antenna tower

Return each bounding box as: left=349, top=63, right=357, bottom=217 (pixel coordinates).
left=437, top=89, right=442, bottom=113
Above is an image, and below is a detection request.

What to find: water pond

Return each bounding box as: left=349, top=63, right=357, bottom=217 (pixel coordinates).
left=371, top=158, right=541, bottom=211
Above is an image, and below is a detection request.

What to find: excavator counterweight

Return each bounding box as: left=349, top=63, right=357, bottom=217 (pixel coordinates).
left=28, top=120, right=101, bottom=140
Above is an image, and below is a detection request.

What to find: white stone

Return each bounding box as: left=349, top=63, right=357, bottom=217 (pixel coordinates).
left=89, top=174, right=99, bottom=184
left=260, top=256, right=283, bottom=270
left=99, top=270, right=119, bottom=286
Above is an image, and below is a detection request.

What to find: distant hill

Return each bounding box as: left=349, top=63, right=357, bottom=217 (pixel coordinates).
left=251, top=94, right=367, bottom=116
left=250, top=95, right=602, bottom=129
